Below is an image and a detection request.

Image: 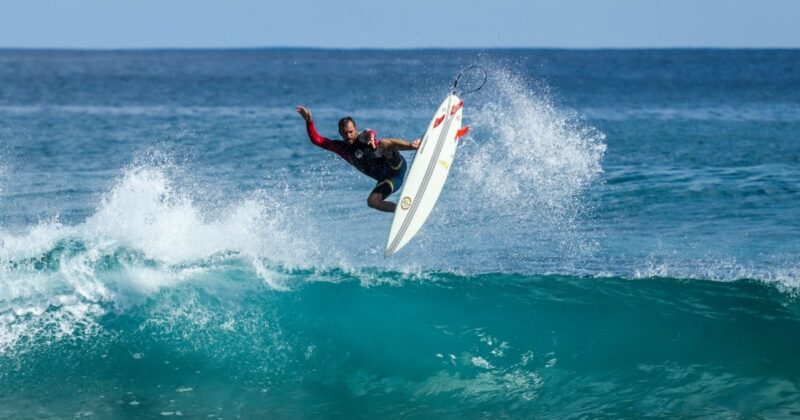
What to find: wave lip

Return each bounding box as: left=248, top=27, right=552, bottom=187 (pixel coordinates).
left=0, top=163, right=320, bottom=355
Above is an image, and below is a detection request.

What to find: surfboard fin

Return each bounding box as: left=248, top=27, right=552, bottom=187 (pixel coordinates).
left=455, top=126, right=469, bottom=139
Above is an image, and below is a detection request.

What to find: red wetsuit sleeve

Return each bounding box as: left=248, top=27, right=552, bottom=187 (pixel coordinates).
left=306, top=120, right=352, bottom=163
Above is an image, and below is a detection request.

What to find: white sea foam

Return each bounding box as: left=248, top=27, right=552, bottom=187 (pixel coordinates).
left=631, top=255, right=800, bottom=295
left=81, top=166, right=310, bottom=266
left=1, top=164, right=315, bottom=274
left=0, top=163, right=317, bottom=353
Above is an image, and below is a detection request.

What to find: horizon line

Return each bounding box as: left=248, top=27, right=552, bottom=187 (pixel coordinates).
left=1, top=46, right=799, bottom=52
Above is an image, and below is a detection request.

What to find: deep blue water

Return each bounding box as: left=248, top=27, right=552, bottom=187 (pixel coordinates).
left=1, top=49, right=799, bottom=418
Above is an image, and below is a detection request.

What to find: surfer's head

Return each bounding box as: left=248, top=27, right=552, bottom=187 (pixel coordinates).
left=338, top=116, right=358, bottom=144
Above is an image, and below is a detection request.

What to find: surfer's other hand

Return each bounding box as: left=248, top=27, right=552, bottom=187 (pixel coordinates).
left=296, top=105, right=312, bottom=122
left=410, top=139, right=421, bottom=149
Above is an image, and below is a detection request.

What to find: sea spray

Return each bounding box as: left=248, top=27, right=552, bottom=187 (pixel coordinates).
left=448, top=66, right=606, bottom=265
left=462, top=67, right=605, bottom=213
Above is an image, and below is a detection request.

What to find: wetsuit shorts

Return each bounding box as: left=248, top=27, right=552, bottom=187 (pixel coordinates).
left=371, top=157, right=408, bottom=200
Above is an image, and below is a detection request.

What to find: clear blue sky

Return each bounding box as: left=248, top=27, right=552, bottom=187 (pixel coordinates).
left=1, top=0, right=798, bottom=49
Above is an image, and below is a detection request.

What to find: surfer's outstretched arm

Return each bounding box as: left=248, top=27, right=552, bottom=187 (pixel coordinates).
left=296, top=105, right=348, bottom=157
left=379, top=138, right=421, bottom=151
left=296, top=105, right=326, bottom=146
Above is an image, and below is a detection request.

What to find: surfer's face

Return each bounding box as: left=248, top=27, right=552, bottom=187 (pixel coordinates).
left=339, top=121, right=358, bottom=144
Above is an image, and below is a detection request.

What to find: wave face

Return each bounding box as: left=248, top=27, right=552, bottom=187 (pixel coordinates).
left=1, top=49, right=800, bottom=417
left=2, top=252, right=800, bottom=418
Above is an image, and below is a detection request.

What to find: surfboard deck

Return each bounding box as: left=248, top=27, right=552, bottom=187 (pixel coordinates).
left=385, top=94, right=465, bottom=257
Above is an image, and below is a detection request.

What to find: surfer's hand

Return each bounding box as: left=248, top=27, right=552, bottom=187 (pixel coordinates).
left=410, top=139, right=421, bottom=149
left=296, top=105, right=312, bottom=122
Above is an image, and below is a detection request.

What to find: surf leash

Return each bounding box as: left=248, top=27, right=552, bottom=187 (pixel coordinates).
left=451, top=65, right=487, bottom=96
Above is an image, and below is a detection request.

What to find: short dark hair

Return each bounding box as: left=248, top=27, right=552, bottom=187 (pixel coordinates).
left=338, top=116, right=356, bottom=131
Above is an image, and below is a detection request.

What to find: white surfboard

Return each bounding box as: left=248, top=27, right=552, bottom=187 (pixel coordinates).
left=385, top=94, right=467, bottom=257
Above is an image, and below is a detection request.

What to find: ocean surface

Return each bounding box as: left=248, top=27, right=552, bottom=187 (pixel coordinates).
left=1, top=49, right=799, bottom=418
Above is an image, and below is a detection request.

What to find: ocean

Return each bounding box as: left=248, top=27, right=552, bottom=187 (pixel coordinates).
left=1, top=49, right=799, bottom=418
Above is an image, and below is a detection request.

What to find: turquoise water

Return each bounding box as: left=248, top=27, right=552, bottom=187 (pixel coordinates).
left=1, top=49, right=799, bottom=417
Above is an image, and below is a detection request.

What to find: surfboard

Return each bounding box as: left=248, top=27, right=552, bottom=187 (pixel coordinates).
left=385, top=94, right=468, bottom=257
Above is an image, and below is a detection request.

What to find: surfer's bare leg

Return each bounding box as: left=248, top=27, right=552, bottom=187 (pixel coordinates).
left=367, top=192, right=396, bottom=213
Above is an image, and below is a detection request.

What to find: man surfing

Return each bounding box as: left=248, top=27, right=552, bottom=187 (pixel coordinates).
left=296, top=105, right=420, bottom=212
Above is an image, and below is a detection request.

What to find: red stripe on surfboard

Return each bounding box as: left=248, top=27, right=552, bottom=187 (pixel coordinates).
left=433, top=114, right=445, bottom=128
left=455, top=126, right=469, bottom=140
left=450, top=100, right=464, bottom=116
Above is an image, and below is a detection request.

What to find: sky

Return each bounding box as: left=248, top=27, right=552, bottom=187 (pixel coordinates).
left=0, top=0, right=798, bottom=49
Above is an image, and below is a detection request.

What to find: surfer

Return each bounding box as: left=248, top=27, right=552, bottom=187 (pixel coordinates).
left=296, top=105, right=420, bottom=213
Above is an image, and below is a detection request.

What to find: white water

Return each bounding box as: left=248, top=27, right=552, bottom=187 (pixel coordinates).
left=0, top=164, right=316, bottom=353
